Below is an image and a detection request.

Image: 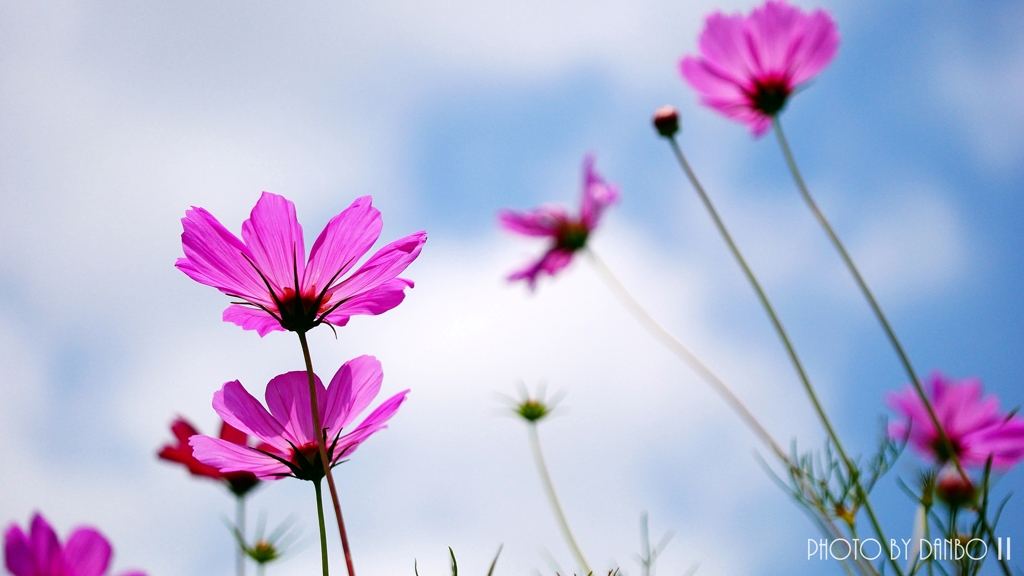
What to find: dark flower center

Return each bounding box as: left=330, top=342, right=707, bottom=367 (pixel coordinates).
left=748, top=77, right=792, bottom=116
left=556, top=221, right=589, bottom=252
left=931, top=436, right=963, bottom=463
left=275, top=286, right=323, bottom=333
left=224, top=471, right=260, bottom=497
left=286, top=441, right=331, bottom=482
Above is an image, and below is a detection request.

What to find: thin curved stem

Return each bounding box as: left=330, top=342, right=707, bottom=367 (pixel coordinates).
left=584, top=247, right=790, bottom=465
left=236, top=496, right=247, bottom=576
left=314, top=479, right=329, bottom=576
left=664, top=136, right=901, bottom=576
left=527, top=423, right=591, bottom=575
left=298, top=331, right=356, bottom=576
left=773, top=119, right=968, bottom=480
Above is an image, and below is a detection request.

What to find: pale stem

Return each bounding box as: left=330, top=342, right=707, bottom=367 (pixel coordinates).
left=527, top=423, right=591, bottom=575
left=665, top=136, right=901, bottom=576
left=773, top=119, right=968, bottom=480
left=314, top=478, right=329, bottom=576
left=584, top=247, right=790, bottom=465
left=236, top=496, right=247, bottom=576
left=298, top=331, right=356, bottom=576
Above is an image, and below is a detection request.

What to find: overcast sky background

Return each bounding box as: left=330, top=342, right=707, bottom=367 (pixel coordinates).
left=1, top=1, right=1023, bottom=575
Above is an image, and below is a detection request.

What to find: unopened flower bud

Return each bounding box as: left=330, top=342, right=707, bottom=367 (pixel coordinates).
left=652, top=105, right=680, bottom=138
left=936, top=466, right=975, bottom=507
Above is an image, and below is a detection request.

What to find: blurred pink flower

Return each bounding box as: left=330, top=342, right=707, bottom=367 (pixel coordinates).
left=4, top=513, right=145, bottom=576
left=157, top=417, right=260, bottom=497
left=190, top=355, right=407, bottom=482
left=888, top=372, right=1024, bottom=470
left=177, top=192, right=426, bottom=336
left=680, top=0, right=840, bottom=136
left=498, top=155, right=619, bottom=289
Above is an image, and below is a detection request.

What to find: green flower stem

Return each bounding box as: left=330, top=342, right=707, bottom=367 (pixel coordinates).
left=772, top=119, right=969, bottom=480
left=584, top=248, right=790, bottom=465
left=314, top=479, right=330, bottom=576
left=527, top=423, right=591, bottom=575
left=298, top=331, right=356, bottom=576
left=237, top=496, right=247, bottom=576
left=664, top=136, right=901, bottom=576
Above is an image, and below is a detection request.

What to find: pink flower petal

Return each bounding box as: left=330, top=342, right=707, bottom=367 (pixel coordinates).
left=30, top=514, right=62, bottom=576
left=580, top=154, right=620, bottom=229
left=332, top=389, right=409, bottom=462
left=190, top=436, right=291, bottom=479
left=4, top=524, right=34, bottom=576
left=327, top=231, right=427, bottom=304
left=222, top=305, right=285, bottom=337
left=265, top=371, right=325, bottom=447
left=176, top=208, right=269, bottom=305
left=63, top=528, right=111, bottom=576
left=304, top=196, right=382, bottom=294
left=321, top=278, right=414, bottom=326
left=240, top=192, right=306, bottom=295
left=497, top=205, right=569, bottom=237
left=213, top=381, right=290, bottom=452
left=323, top=355, right=383, bottom=433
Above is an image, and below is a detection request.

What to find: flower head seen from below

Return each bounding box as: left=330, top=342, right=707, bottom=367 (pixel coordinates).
left=680, top=0, right=840, bottom=136
left=4, top=513, right=146, bottom=576
left=190, top=355, right=408, bottom=482
left=177, top=192, right=426, bottom=336
left=887, top=371, right=1024, bottom=470
left=158, top=417, right=260, bottom=497
left=498, top=154, right=619, bottom=290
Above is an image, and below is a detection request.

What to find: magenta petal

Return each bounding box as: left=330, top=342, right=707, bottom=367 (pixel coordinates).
left=177, top=208, right=269, bottom=304
left=4, top=525, right=33, bottom=576
left=579, top=155, right=620, bottom=229
left=508, top=248, right=575, bottom=290
left=327, top=231, right=426, bottom=304
left=332, top=389, right=409, bottom=462
left=324, top=356, right=383, bottom=433
left=265, top=371, right=325, bottom=446
left=190, top=436, right=290, bottom=479
left=304, top=196, right=383, bottom=293
left=697, top=12, right=755, bottom=84
left=240, top=192, right=306, bottom=294
left=322, top=278, right=414, bottom=326
left=213, top=381, right=289, bottom=451
left=222, top=305, right=285, bottom=337
left=788, top=10, right=840, bottom=85
left=63, top=528, right=111, bottom=576
left=497, top=205, right=568, bottom=237
left=30, top=514, right=61, bottom=576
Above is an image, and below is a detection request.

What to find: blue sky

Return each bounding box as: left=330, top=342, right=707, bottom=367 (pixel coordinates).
left=0, top=1, right=1022, bottom=575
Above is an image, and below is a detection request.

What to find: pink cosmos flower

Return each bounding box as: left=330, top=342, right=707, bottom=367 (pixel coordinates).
left=4, top=513, right=145, bottom=576
left=887, top=372, right=1024, bottom=470
left=680, top=0, right=840, bottom=136
left=158, top=417, right=260, bottom=497
left=177, top=192, right=426, bottom=336
left=498, top=155, right=619, bottom=289
left=190, top=355, right=407, bottom=482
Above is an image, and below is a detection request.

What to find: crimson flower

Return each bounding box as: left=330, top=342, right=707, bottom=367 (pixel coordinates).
left=4, top=513, right=145, bottom=576
left=498, top=155, right=619, bottom=290
left=158, top=417, right=260, bottom=497
left=680, top=0, right=840, bottom=136
left=887, top=372, right=1024, bottom=470
left=190, top=355, right=407, bottom=482
left=177, top=192, right=426, bottom=336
